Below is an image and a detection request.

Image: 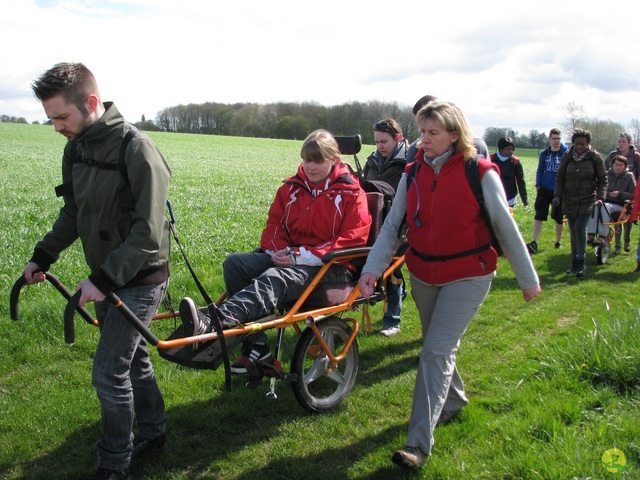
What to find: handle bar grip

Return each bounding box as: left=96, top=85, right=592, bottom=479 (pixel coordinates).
left=9, top=275, right=27, bottom=321
left=10, top=273, right=97, bottom=328
left=63, top=290, right=82, bottom=344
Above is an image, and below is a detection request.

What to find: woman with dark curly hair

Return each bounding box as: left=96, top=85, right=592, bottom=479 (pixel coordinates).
left=553, top=128, right=608, bottom=278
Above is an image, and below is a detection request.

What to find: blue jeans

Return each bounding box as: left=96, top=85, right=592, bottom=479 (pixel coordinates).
left=92, top=281, right=167, bottom=470
left=382, top=277, right=403, bottom=329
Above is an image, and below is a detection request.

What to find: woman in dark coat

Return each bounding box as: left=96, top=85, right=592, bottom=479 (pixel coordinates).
left=553, top=128, right=607, bottom=278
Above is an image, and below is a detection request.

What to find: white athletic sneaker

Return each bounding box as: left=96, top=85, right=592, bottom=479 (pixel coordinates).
left=380, top=326, right=400, bottom=337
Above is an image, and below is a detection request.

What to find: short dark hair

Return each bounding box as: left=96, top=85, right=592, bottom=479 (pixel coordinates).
left=571, top=128, right=591, bottom=144
left=32, top=62, right=99, bottom=114
left=412, top=95, right=438, bottom=116
left=611, top=154, right=628, bottom=167
left=498, top=137, right=515, bottom=151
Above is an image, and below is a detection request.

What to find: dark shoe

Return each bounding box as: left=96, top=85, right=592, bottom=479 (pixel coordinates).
left=566, top=258, right=577, bottom=274
left=526, top=241, right=538, bottom=254
left=180, top=297, right=211, bottom=350
left=625, top=242, right=632, bottom=252
left=132, top=433, right=166, bottom=461
left=614, top=245, right=621, bottom=255
left=554, top=242, right=562, bottom=249
left=575, top=259, right=586, bottom=279
left=180, top=297, right=211, bottom=336
left=231, top=341, right=272, bottom=375
left=93, top=467, right=131, bottom=480
left=392, top=446, right=429, bottom=470
left=587, top=235, right=594, bottom=247
left=437, top=408, right=462, bottom=426
left=634, top=262, right=640, bottom=273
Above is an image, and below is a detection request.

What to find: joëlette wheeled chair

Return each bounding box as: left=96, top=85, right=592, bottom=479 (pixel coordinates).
left=10, top=135, right=404, bottom=413
left=587, top=200, right=633, bottom=265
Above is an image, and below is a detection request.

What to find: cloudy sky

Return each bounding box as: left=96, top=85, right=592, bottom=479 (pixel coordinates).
left=2, top=0, right=640, bottom=137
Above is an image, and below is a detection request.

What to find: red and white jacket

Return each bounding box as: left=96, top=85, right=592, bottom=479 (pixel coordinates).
left=261, top=160, right=371, bottom=270
left=405, top=151, right=499, bottom=284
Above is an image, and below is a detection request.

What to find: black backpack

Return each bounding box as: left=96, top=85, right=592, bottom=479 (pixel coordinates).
left=403, top=155, right=503, bottom=257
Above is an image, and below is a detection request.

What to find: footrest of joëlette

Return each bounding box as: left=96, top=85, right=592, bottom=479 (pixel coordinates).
left=158, top=325, right=238, bottom=370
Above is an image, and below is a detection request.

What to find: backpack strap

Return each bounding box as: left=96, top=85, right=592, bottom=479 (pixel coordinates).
left=56, top=128, right=139, bottom=213
left=397, top=161, right=419, bottom=238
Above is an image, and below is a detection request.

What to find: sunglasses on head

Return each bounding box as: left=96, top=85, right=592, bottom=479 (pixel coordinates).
left=373, top=121, right=398, bottom=136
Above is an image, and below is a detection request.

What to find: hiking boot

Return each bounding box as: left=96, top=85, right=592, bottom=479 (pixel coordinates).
left=132, top=433, right=166, bottom=461
left=92, top=467, right=131, bottom=480
left=614, top=245, right=621, bottom=255
left=526, top=241, right=538, bottom=254
left=554, top=242, right=562, bottom=249
left=625, top=242, right=632, bottom=252
left=231, top=341, right=272, bottom=375
left=593, top=237, right=606, bottom=247
left=380, top=326, right=400, bottom=337
left=391, top=446, right=429, bottom=470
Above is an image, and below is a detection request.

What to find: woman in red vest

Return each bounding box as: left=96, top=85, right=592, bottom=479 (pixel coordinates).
left=358, top=101, right=540, bottom=471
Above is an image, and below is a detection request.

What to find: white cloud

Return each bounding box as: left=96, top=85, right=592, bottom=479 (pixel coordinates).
left=2, top=0, right=640, bottom=136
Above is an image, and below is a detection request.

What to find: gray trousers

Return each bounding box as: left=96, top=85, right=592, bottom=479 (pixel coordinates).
left=406, top=272, right=493, bottom=455
left=220, top=252, right=354, bottom=339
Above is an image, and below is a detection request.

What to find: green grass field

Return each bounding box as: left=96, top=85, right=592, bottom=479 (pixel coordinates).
left=1, top=122, right=639, bottom=479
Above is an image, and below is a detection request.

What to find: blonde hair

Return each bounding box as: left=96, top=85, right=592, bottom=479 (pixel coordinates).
left=300, top=129, right=340, bottom=163
left=415, top=101, right=476, bottom=160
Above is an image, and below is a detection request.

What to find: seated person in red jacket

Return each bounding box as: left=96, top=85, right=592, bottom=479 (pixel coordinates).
left=179, top=129, right=372, bottom=374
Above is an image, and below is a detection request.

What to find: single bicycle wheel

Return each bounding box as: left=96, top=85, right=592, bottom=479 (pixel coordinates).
left=290, top=316, right=358, bottom=413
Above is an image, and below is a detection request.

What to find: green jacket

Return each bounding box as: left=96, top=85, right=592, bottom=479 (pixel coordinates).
left=31, top=102, right=172, bottom=293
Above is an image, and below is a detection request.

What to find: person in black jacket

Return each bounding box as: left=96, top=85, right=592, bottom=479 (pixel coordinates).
left=491, top=137, right=528, bottom=208
left=364, top=118, right=408, bottom=336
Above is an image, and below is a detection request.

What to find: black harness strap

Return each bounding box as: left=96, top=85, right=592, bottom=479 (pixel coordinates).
left=165, top=202, right=233, bottom=392
left=410, top=244, right=491, bottom=262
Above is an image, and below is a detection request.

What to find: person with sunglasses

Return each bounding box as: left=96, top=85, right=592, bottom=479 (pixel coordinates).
left=364, top=118, right=409, bottom=336
left=358, top=101, right=540, bottom=471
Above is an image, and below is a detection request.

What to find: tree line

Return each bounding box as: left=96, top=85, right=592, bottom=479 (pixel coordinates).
left=152, top=100, right=418, bottom=146
left=3, top=100, right=639, bottom=154
left=151, top=100, right=640, bottom=154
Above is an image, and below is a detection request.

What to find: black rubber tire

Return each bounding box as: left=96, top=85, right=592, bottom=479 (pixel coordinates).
left=290, top=317, right=358, bottom=413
